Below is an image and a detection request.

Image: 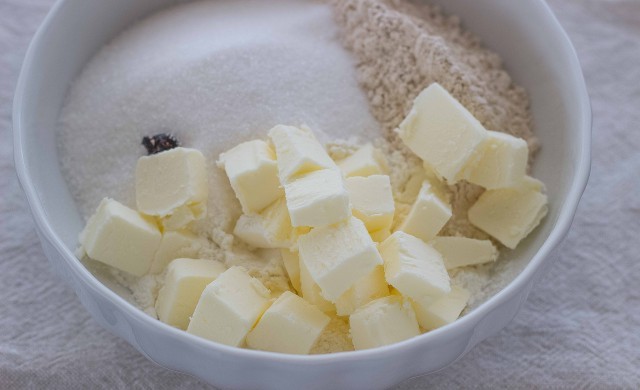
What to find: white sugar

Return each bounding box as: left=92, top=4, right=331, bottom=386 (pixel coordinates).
left=58, top=0, right=380, bottom=235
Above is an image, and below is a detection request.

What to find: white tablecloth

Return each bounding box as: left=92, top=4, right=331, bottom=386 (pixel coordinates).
left=2, top=0, right=639, bottom=388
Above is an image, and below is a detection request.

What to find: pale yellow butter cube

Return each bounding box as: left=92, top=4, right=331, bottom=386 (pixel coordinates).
left=389, top=286, right=403, bottom=297
left=79, top=198, right=161, bottom=276
left=346, top=175, right=395, bottom=233
left=136, top=147, right=208, bottom=218
left=349, top=296, right=420, bottom=350
left=161, top=202, right=207, bottom=230
left=217, top=139, right=283, bottom=214
left=299, top=217, right=383, bottom=301
left=422, top=163, right=450, bottom=198
left=337, top=143, right=389, bottom=178
left=268, top=125, right=336, bottom=183
left=380, top=231, right=451, bottom=302
left=335, top=266, right=389, bottom=316
left=397, top=83, right=488, bottom=181
left=299, top=257, right=335, bottom=313
left=233, top=198, right=295, bottom=249
left=283, top=169, right=351, bottom=228
left=396, top=169, right=428, bottom=204
left=468, top=179, right=548, bottom=249
left=397, top=181, right=452, bottom=242
left=521, top=175, right=546, bottom=191
left=412, top=285, right=470, bottom=331
left=369, top=229, right=391, bottom=243
left=460, top=130, right=529, bottom=189
left=431, top=236, right=498, bottom=270
left=397, top=164, right=448, bottom=205
left=187, top=266, right=271, bottom=347
left=150, top=230, right=206, bottom=274
left=155, top=258, right=226, bottom=330
left=281, top=249, right=301, bottom=293
left=246, top=291, right=330, bottom=354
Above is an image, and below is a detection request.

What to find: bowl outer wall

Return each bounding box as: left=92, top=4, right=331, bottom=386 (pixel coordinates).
left=12, top=0, right=591, bottom=389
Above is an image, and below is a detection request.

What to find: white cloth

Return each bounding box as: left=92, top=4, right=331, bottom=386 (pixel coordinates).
left=1, top=0, right=638, bottom=388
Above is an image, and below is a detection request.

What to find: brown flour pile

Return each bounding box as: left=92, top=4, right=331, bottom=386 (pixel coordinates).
left=329, top=0, right=538, bottom=240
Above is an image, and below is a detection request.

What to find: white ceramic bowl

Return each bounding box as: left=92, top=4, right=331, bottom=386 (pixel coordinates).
left=13, top=0, right=590, bottom=388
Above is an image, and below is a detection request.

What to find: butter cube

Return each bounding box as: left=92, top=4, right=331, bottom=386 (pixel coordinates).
left=299, top=217, right=383, bottom=301
left=337, top=143, right=389, bottom=178
left=397, top=165, right=447, bottom=207
left=346, top=175, right=395, bottom=233
left=233, top=198, right=295, bottom=249
left=268, top=125, right=336, bottom=183
left=155, top=258, right=227, bottom=330
left=281, top=249, right=301, bottom=293
left=369, top=229, right=391, bottom=243
left=217, top=140, right=283, bottom=214
left=150, top=230, right=206, bottom=274
left=379, top=231, right=451, bottom=302
left=460, top=131, right=529, bottom=189
left=283, top=169, right=351, bottom=228
left=431, top=236, right=498, bottom=270
left=397, top=181, right=452, bottom=242
left=299, top=258, right=335, bottom=313
left=521, top=175, right=546, bottom=191
left=79, top=198, right=161, bottom=276
left=397, top=83, right=487, bottom=181
left=468, top=179, right=548, bottom=249
left=335, top=266, right=389, bottom=316
left=389, top=286, right=403, bottom=297
left=136, top=147, right=208, bottom=218
left=187, top=266, right=271, bottom=346
left=246, top=291, right=330, bottom=354
left=412, top=286, right=470, bottom=331
left=397, top=169, right=428, bottom=204
left=161, top=202, right=207, bottom=230
left=349, top=296, right=420, bottom=350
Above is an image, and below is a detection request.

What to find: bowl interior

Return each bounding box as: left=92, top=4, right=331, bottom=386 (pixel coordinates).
left=15, top=0, right=588, bottom=348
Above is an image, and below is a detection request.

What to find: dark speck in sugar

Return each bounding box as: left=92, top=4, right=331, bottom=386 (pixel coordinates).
left=142, top=133, right=180, bottom=155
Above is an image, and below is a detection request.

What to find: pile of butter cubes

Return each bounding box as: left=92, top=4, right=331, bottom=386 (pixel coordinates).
left=78, top=147, right=210, bottom=277
left=398, top=83, right=548, bottom=250
left=77, top=82, right=547, bottom=354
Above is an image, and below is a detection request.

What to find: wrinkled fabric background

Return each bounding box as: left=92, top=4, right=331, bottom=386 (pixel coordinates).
left=1, top=0, right=639, bottom=388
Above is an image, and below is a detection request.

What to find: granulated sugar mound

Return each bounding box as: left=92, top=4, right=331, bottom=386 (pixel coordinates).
left=329, top=0, right=538, bottom=241
left=58, top=0, right=380, bottom=231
